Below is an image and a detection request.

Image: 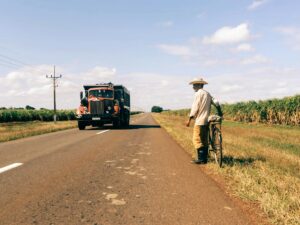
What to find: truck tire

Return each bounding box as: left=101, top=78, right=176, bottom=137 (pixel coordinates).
left=113, top=118, right=121, bottom=128
left=78, top=121, right=86, bottom=130
left=124, top=115, right=130, bottom=127
left=120, top=113, right=129, bottom=128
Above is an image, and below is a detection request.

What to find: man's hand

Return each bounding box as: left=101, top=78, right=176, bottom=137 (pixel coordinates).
left=186, top=117, right=192, bottom=127
left=185, top=120, right=190, bottom=127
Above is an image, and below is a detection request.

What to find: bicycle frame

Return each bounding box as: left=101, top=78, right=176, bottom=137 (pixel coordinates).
left=208, top=122, right=221, bottom=147
left=208, top=121, right=223, bottom=167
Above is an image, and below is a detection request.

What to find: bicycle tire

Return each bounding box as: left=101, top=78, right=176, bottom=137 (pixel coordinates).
left=212, top=127, right=223, bottom=167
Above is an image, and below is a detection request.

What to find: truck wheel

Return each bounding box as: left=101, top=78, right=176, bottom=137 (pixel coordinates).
left=78, top=121, right=86, bottom=130
left=113, top=119, right=121, bottom=128
left=124, top=115, right=130, bottom=127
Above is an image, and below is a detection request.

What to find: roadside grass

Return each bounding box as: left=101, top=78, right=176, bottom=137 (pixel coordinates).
left=0, top=121, right=77, bottom=142
left=152, top=113, right=300, bottom=225
left=0, top=113, right=143, bottom=143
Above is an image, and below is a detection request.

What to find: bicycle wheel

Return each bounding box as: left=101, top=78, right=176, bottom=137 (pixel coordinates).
left=212, top=127, right=223, bottom=167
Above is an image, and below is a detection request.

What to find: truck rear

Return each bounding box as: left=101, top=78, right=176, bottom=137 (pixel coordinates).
left=76, top=83, right=130, bottom=130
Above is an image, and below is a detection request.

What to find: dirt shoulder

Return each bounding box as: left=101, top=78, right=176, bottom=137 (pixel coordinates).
left=153, top=114, right=282, bottom=224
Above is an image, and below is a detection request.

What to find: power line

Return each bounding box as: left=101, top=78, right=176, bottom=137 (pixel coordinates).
left=0, top=54, right=29, bottom=66
left=46, top=65, right=62, bottom=123
left=0, top=61, right=21, bottom=70
left=0, top=53, right=49, bottom=74
left=0, top=57, right=25, bottom=69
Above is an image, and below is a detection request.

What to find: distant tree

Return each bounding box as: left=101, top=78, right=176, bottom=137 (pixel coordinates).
left=0, top=107, right=7, bottom=110
left=25, top=105, right=35, bottom=110
left=151, top=106, right=163, bottom=113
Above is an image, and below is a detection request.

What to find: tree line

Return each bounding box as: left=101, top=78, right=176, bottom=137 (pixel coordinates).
left=160, top=95, right=300, bottom=126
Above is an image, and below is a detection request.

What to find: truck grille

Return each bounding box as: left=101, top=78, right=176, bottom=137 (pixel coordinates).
left=90, top=101, right=104, bottom=115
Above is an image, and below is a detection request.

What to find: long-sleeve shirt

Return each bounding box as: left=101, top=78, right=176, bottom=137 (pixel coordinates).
left=189, top=89, right=214, bottom=125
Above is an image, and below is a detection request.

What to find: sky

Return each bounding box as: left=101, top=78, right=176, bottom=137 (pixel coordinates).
left=0, top=0, right=299, bottom=111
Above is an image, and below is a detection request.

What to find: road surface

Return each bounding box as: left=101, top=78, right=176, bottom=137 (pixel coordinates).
left=0, top=113, right=253, bottom=225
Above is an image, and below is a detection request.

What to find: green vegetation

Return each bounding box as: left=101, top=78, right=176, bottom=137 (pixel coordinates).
left=0, top=109, right=76, bottom=122
left=151, top=106, right=163, bottom=113
left=153, top=112, right=300, bottom=225
left=130, top=111, right=144, bottom=115
left=222, top=95, right=300, bottom=125
left=162, top=95, right=300, bottom=126
left=0, top=121, right=77, bottom=142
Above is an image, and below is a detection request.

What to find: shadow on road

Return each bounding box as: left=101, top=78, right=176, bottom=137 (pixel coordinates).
left=84, top=124, right=161, bottom=131
left=127, top=124, right=161, bottom=129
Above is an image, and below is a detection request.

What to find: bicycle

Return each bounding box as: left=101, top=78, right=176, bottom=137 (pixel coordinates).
left=208, top=115, right=223, bottom=167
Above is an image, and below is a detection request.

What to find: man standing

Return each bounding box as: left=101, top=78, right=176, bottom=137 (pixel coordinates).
left=186, top=78, right=222, bottom=164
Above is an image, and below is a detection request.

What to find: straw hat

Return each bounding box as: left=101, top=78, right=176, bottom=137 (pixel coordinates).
left=189, top=78, right=208, bottom=85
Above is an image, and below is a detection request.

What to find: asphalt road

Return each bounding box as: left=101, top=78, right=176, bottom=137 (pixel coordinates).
left=0, top=113, right=253, bottom=225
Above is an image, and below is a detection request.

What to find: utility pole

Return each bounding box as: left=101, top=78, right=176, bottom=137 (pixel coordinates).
left=46, top=65, right=62, bottom=122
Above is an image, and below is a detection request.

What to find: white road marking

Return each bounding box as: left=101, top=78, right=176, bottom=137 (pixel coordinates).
left=96, top=130, right=110, bottom=135
left=105, top=193, right=118, bottom=200
left=0, top=163, right=23, bottom=174
left=111, top=199, right=126, bottom=205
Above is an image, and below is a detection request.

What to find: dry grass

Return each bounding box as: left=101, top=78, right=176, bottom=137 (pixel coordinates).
left=0, top=121, right=77, bottom=142
left=152, top=113, right=300, bottom=225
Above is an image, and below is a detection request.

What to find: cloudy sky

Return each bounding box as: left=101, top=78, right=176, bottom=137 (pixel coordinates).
left=0, top=0, right=299, bottom=111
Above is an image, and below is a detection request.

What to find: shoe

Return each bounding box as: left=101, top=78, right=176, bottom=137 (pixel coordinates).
left=203, top=147, right=209, bottom=163
left=191, top=159, right=202, bottom=164
left=198, top=147, right=208, bottom=164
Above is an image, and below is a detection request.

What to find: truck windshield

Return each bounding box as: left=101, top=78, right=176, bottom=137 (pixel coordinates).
left=89, top=89, right=113, bottom=98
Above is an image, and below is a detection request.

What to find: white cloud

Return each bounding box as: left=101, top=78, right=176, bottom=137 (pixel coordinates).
left=161, top=80, right=169, bottom=86
left=220, top=84, right=244, bottom=93
left=241, top=54, right=270, bottom=65
left=236, top=43, right=255, bottom=52
left=0, top=65, right=116, bottom=109
left=276, top=26, right=300, bottom=51
left=248, top=0, right=269, bottom=10
left=158, top=20, right=174, bottom=28
left=0, top=65, right=299, bottom=111
left=209, top=67, right=300, bottom=103
left=202, top=23, right=251, bottom=45
left=0, top=66, right=191, bottom=111
left=203, top=59, right=220, bottom=66
left=116, top=72, right=194, bottom=110
left=157, top=23, right=264, bottom=67
left=157, top=44, right=194, bottom=57
left=83, top=66, right=116, bottom=82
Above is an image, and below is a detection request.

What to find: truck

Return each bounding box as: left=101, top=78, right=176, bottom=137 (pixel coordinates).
left=76, top=82, right=130, bottom=130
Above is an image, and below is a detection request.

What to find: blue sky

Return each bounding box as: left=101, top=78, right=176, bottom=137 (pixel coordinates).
left=0, top=0, right=299, bottom=110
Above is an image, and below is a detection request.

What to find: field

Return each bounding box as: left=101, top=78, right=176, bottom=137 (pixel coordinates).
left=0, top=112, right=143, bottom=143
left=166, top=95, right=300, bottom=126
left=0, top=109, right=143, bottom=123
left=153, top=113, right=300, bottom=225
left=222, top=95, right=300, bottom=125
left=0, top=121, right=77, bottom=142
left=0, top=109, right=76, bottom=122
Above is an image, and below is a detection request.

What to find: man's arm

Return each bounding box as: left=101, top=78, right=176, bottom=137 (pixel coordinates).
left=211, top=98, right=223, bottom=117
left=186, top=116, right=193, bottom=127
left=186, top=93, right=200, bottom=127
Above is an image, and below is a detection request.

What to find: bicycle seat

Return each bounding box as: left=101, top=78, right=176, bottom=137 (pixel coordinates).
left=208, top=115, right=222, bottom=123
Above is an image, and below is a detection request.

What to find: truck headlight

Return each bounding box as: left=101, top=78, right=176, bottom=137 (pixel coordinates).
left=107, top=106, right=112, bottom=110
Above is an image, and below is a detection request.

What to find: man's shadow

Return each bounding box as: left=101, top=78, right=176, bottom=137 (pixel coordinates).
left=221, top=155, right=266, bottom=167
